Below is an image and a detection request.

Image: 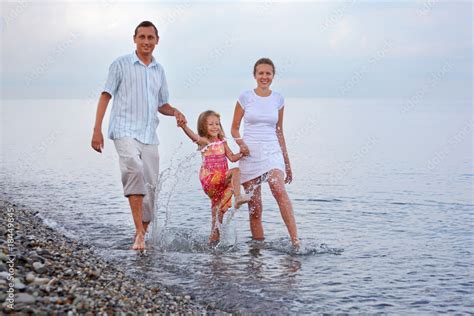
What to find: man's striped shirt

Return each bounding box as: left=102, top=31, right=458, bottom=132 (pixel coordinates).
left=103, top=52, right=169, bottom=145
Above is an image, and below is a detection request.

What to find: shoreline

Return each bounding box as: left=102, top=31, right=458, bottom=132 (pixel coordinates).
left=0, top=200, right=226, bottom=314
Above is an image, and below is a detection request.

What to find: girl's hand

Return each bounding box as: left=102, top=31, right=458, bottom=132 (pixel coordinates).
left=285, top=164, right=293, bottom=184
left=239, top=142, right=250, bottom=156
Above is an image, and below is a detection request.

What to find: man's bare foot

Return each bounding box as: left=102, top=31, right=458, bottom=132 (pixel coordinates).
left=234, top=193, right=251, bottom=209
left=132, top=233, right=145, bottom=250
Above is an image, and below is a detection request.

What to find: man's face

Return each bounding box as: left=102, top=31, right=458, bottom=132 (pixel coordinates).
left=133, top=26, right=159, bottom=55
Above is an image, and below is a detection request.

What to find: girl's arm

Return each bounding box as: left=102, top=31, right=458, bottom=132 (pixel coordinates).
left=276, top=107, right=292, bottom=184
left=224, top=142, right=243, bottom=162
left=181, top=125, right=209, bottom=147
left=231, top=102, right=249, bottom=156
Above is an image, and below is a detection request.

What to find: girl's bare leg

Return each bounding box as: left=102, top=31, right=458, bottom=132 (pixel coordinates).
left=227, top=168, right=242, bottom=197
left=243, top=179, right=264, bottom=240
left=209, top=206, right=220, bottom=243
left=228, top=168, right=251, bottom=208
left=267, top=169, right=299, bottom=247
left=209, top=206, right=226, bottom=244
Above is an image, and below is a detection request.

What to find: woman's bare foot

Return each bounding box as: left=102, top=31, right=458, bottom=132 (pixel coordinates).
left=209, top=238, right=219, bottom=247
left=292, top=238, right=300, bottom=250
left=234, top=193, right=251, bottom=209
left=132, top=232, right=145, bottom=250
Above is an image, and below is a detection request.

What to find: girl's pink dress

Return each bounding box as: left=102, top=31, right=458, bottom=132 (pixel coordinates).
left=199, top=140, right=233, bottom=212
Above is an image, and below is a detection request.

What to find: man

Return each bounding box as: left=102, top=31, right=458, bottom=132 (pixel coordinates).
left=91, top=21, right=186, bottom=251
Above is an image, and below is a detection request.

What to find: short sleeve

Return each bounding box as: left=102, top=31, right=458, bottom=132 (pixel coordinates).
left=278, top=93, right=285, bottom=110
left=158, top=67, right=170, bottom=107
left=103, top=60, right=121, bottom=96
left=239, top=91, right=249, bottom=110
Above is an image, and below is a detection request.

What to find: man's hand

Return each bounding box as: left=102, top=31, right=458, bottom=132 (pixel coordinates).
left=91, top=130, right=104, bottom=153
left=174, top=110, right=187, bottom=127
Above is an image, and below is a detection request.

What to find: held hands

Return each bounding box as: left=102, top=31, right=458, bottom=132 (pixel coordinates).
left=174, top=110, right=187, bottom=127
left=91, top=130, right=104, bottom=153
left=238, top=142, right=250, bottom=157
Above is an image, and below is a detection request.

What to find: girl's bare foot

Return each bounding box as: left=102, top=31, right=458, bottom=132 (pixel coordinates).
left=209, top=228, right=220, bottom=246
left=234, top=193, right=251, bottom=209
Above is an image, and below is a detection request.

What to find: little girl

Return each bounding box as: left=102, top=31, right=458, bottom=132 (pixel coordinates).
left=180, top=110, right=250, bottom=243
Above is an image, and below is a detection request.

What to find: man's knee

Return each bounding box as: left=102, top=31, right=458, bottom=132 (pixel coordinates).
left=121, top=156, right=146, bottom=196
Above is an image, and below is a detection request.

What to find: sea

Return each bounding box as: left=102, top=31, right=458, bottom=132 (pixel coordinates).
left=1, top=97, right=473, bottom=314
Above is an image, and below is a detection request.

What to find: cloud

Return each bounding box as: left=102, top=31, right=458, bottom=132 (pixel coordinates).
left=1, top=1, right=471, bottom=99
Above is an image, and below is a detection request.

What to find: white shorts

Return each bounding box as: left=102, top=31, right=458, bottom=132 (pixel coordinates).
left=114, top=138, right=159, bottom=222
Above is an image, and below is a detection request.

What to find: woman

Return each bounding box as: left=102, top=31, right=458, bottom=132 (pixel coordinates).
left=231, top=58, right=300, bottom=248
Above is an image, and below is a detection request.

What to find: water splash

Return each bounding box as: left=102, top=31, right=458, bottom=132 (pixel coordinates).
left=258, top=238, right=344, bottom=256
left=150, top=143, right=200, bottom=243
left=149, top=143, right=244, bottom=252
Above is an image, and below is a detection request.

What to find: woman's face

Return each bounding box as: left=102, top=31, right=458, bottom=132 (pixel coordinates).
left=254, top=64, right=274, bottom=89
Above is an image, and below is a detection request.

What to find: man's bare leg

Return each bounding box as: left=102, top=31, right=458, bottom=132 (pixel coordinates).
left=128, top=194, right=145, bottom=250
left=143, top=221, right=150, bottom=233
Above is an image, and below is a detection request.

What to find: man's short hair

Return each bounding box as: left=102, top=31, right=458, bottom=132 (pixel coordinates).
left=134, top=21, right=158, bottom=38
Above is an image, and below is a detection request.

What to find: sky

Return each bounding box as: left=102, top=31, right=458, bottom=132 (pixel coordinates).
left=0, top=0, right=472, bottom=100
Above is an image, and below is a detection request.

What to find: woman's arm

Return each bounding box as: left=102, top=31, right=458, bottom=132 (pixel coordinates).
left=276, top=107, right=292, bottom=184
left=180, top=125, right=209, bottom=147
left=224, top=142, right=243, bottom=162
left=231, top=102, right=249, bottom=156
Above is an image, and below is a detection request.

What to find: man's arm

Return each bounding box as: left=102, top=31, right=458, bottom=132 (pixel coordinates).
left=91, top=92, right=112, bottom=153
left=158, top=103, right=187, bottom=126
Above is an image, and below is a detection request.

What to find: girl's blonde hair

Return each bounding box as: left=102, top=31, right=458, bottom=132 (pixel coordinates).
left=197, top=110, right=225, bottom=140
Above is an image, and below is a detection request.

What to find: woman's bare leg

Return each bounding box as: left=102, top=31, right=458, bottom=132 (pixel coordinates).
left=267, top=169, right=299, bottom=246
left=243, top=179, right=264, bottom=240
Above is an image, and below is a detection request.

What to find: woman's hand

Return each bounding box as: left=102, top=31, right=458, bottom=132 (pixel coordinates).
left=239, top=142, right=250, bottom=156
left=285, top=164, right=293, bottom=184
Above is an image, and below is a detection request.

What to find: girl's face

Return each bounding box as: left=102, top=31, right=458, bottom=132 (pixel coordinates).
left=206, top=115, right=221, bottom=138
left=254, top=64, right=274, bottom=89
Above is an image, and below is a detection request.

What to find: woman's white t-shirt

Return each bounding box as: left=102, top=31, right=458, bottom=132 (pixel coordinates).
left=237, top=89, right=286, bottom=183
left=238, top=89, right=285, bottom=143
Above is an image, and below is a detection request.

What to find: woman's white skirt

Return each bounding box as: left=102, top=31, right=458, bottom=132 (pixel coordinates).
left=238, top=140, right=285, bottom=184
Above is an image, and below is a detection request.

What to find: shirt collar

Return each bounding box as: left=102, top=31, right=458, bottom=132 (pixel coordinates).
left=131, top=51, right=157, bottom=67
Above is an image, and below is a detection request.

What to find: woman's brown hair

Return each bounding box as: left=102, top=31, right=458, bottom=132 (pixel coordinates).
left=253, top=57, right=275, bottom=76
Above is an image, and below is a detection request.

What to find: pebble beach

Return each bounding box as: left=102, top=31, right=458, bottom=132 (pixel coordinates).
left=0, top=200, right=226, bottom=315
